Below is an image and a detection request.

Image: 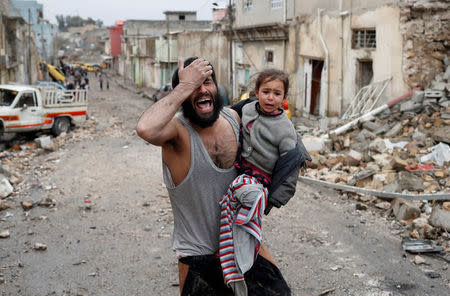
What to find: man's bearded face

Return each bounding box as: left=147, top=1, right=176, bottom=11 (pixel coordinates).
left=182, top=84, right=223, bottom=128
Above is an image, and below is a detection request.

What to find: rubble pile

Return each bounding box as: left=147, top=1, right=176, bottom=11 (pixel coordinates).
left=297, top=87, right=450, bottom=248
left=0, top=118, right=97, bottom=218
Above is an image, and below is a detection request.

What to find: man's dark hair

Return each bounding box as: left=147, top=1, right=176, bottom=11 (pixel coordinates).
left=172, top=57, right=217, bottom=89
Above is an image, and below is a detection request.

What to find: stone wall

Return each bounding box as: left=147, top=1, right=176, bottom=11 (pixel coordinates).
left=400, top=0, right=450, bottom=88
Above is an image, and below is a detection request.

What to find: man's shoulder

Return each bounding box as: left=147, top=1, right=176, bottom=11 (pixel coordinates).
left=222, top=107, right=240, bottom=123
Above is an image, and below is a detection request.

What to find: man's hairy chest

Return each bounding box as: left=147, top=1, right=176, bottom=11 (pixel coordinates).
left=202, top=129, right=237, bottom=169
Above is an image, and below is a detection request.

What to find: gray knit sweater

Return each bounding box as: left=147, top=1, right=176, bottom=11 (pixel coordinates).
left=241, top=101, right=297, bottom=174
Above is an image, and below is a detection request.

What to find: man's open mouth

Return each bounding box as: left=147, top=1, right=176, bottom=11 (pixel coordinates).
left=195, top=97, right=213, bottom=113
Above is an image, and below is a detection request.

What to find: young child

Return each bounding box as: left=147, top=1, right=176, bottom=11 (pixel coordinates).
left=219, top=69, right=297, bottom=295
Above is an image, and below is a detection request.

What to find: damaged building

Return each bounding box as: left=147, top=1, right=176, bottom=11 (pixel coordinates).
left=0, top=0, right=39, bottom=84
left=232, top=0, right=448, bottom=119
left=118, top=11, right=212, bottom=89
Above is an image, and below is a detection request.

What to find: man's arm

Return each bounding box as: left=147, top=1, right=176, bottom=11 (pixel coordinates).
left=136, top=58, right=212, bottom=146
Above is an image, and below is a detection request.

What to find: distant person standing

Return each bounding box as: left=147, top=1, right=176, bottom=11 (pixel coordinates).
left=99, top=73, right=104, bottom=90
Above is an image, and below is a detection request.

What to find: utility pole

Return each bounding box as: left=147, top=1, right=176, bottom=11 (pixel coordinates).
left=27, top=8, right=32, bottom=84
left=228, top=0, right=233, bottom=100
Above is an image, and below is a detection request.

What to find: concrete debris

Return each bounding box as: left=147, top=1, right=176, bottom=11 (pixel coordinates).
left=0, top=230, right=10, bottom=238
left=33, top=243, right=47, bottom=251
left=429, top=207, right=450, bottom=232
left=0, top=178, right=13, bottom=199
left=412, top=255, right=426, bottom=265
left=297, top=76, right=450, bottom=246
left=392, top=198, right=421, bottom=221
left=36, top=136, right=56, bottom=151
left=0, top=201, right=10, bottom=211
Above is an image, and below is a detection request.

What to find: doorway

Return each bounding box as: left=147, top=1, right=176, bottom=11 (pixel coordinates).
left=357, top=60, right=373, bottom=90
left=304, top=59, right=324, bottom=116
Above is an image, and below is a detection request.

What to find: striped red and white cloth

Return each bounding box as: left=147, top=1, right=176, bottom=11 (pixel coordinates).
left=218, top=174, right=267, bottom=286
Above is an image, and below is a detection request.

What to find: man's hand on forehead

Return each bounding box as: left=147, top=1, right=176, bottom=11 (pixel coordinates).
left=178, top=58, right=213, bottom=90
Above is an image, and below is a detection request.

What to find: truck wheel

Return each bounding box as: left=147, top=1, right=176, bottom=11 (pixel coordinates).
left=52, top=117, right=70, bottom=136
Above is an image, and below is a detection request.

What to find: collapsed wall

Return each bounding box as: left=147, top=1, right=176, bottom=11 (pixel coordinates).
left=400, top=0, right=450, bottom=89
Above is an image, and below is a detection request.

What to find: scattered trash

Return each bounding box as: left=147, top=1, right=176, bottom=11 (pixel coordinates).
left=425, top=271, right=441, bottom=279
left=402, top=239, right=443, bottom=253
left=420, top=142, right=450, bottom=167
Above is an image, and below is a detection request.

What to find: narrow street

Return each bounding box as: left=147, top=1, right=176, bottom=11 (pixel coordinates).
left=0, top=75, right=448, bottom=296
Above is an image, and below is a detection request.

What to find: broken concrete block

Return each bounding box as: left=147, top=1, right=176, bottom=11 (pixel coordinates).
left=0, top=165, right=12, bottom=178
left=390, top=156, right=409, bottom=171
left=444, top=65, right=450, bottom=81
left=0, top=201, right=10, bottom=211
left=429, top=207, right=450, bottom=232
left=430, top=82, right=446, bottom=91
left=391, top=198, right=421, bottom=221
left=375, top=201, right=391, bottom=210
left=345, top=150, right=363, bottom=166
left=400, top=100, right=422, bottom=112
left=424, top=89, right=445, bottom=98
left=372, top=174, right=385, bottom=190
left=431, top=126, right=450, bottom=145
left=412, top=129, right=427, bottom=143
left=37, top=136, right=56, bottom=151
left=348, top=168, right=376, bottom=186
left=325, top=173, right=340, bottom=183
left=0, top=230, right=10, bottom=238
left=302, top=136, right=325, bottom=152
left=0, top=178, right=13, bottom=199
left=442, top=202, right=450, bottom=212
left=350, top=141, right=369, bottom=154
left=383, top=182, right=401, bottom=193
left=411, top=91, right=425, bottom=104
left=398, top=171, right=425, bottom=191
left=371, top=154, right=392, bottom=168
left=385, top=122, right=403, bottom=138
left=369, top=138, right=387, bottom=153
left=362, top=121, right=381, bottom=132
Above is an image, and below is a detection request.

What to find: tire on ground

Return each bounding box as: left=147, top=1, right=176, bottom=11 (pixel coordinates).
left=52, top=117, right=71, bottom=136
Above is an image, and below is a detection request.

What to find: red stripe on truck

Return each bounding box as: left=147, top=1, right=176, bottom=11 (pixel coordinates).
left=7, top=123, right=43, bottom=128
left=45, top=110, right=87, bottom=118
left=0, top=115, right=19, bottom=121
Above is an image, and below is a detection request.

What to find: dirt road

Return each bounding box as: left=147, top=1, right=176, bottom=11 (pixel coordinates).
left=1, top=76, right=448, bottom=295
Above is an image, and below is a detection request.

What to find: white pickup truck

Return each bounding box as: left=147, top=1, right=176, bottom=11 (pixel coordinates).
left=0, top=85, right=88, bottom=136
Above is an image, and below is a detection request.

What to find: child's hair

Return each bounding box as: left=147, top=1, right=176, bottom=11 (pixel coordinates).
left=254, top=69, right=289, bottom=94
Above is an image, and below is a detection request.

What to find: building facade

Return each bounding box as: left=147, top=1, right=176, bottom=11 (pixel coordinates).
left=10, top=0, right=57, bottom=64
left=233, top=0, right=448, bottom=118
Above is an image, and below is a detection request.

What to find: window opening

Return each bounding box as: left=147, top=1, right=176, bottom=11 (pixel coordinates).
left=16, top=92, right=36, bottom=108
left=271, top=0, right=283, bottom=9
left=244, top=0, right=253, bottom=12
left=265, top=50, right=274, bottom=64
left=352, top=29, right=376, bottom=49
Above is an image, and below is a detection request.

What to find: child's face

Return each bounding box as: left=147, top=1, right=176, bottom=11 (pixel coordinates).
left=255, top=79, right=286, bottom=114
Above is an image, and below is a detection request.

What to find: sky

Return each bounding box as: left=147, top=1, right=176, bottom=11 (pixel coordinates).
left=39, top=0, right=229, bottom=27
